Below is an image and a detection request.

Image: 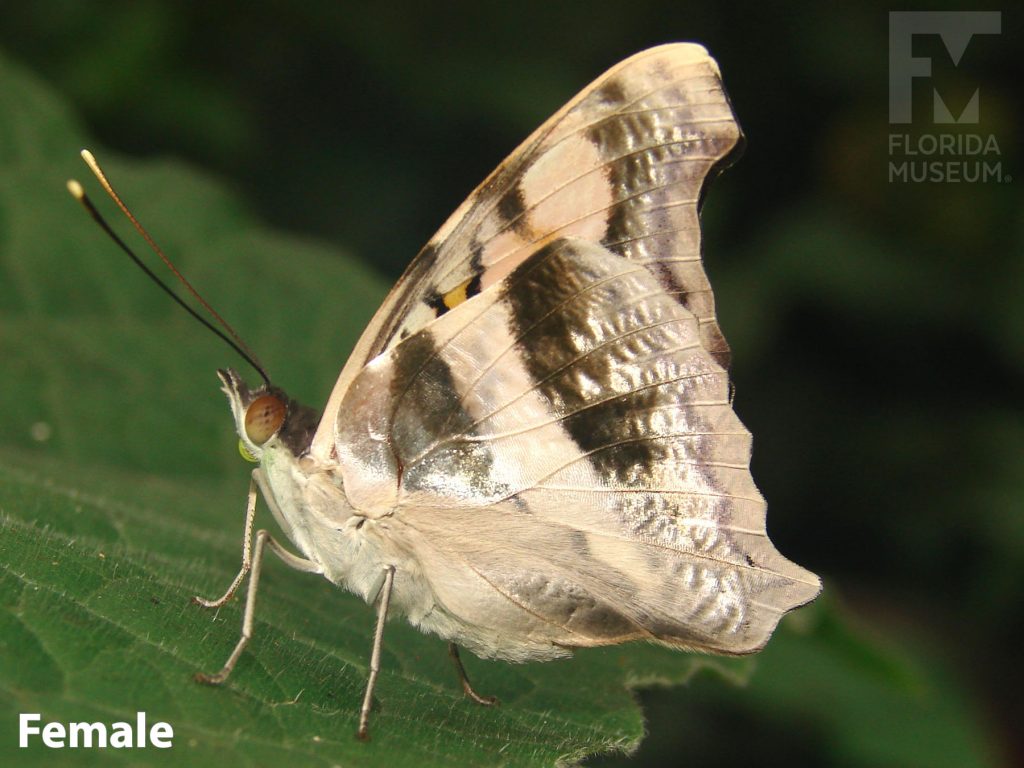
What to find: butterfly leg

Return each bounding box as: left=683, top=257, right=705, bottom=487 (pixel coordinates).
left=193, top=473, right=321, bottom=685
left=191, top=475, right=261, bottom=609
left=358, top=565, right=396, bottom=741
left=448, top=643, right=499, bottom=706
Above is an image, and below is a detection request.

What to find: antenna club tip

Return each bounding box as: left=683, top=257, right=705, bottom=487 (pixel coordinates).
left=67, top=179, right=85, bottom=199
left=80, top=148, right=96, bottom=163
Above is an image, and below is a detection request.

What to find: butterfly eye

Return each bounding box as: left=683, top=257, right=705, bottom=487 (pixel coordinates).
left=244, top=395, right=286, bottom=446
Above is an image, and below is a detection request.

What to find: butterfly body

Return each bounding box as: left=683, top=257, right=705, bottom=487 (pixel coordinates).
left=201, top=43, right=819, bottom=732
left=222, top=368, right=605, bottom=664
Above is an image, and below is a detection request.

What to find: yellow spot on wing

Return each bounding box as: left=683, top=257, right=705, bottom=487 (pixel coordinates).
left=443, top=277, right=474, bottom=309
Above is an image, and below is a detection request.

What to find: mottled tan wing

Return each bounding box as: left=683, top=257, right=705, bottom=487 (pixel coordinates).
left=334, top=238, right=819, bottom=656
left=314, top=43, right=742, bottom=446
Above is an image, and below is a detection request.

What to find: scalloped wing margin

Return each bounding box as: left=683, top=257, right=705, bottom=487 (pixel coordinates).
left=334, top=238, right=819, bottom=657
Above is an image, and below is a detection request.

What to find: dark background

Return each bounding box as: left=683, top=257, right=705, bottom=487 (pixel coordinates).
left=2, top=1, right=1020, bottom=765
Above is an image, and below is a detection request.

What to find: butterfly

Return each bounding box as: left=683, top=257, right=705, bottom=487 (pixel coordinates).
left=180, top=43, right=822, bottom=739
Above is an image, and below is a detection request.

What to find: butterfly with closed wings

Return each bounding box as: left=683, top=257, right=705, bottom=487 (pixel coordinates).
left=72, top=43, right=821, bottom=740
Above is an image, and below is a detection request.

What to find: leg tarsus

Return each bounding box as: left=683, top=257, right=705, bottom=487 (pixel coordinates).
left=449, top=642, right=499, bottom=706
left=193, top=669, right=228, bottom=686
left=193, top=522, right=320, bottom=686
left=192, top=477, right=260, bottom=609
left=193, top=529, right=269, bottom=685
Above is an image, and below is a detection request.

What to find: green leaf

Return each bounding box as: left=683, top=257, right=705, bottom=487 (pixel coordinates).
left=0, top=49, right=755, bottom=766
left=0, top=48, right=1000, bottom=768
left=592, top=595, right=1003, bottom=768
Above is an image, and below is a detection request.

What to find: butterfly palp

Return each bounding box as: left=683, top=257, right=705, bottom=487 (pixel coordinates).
left=237, top=440, right=258, bottom=463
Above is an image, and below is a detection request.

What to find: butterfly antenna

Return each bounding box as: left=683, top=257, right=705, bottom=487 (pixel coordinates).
left=67, top=150, right=271, bottom=387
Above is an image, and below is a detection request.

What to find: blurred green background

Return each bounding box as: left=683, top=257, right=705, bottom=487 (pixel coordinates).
left=1, top=1, right=1020, bottom=766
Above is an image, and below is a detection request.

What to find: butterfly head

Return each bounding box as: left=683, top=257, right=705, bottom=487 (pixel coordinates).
left=218, top=368, right=320, bottom=464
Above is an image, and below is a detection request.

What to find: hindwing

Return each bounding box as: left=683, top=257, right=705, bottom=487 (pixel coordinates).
left=333, top=238, right=819, bottom=655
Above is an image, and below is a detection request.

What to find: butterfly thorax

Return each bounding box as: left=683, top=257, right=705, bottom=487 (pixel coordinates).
left=218, top=368, right=430, bottom=610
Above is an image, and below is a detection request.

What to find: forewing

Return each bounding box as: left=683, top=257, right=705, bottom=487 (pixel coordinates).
left=314, top=42, right=743, bottom=449
left=335, top=239, right=820, bottom=655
